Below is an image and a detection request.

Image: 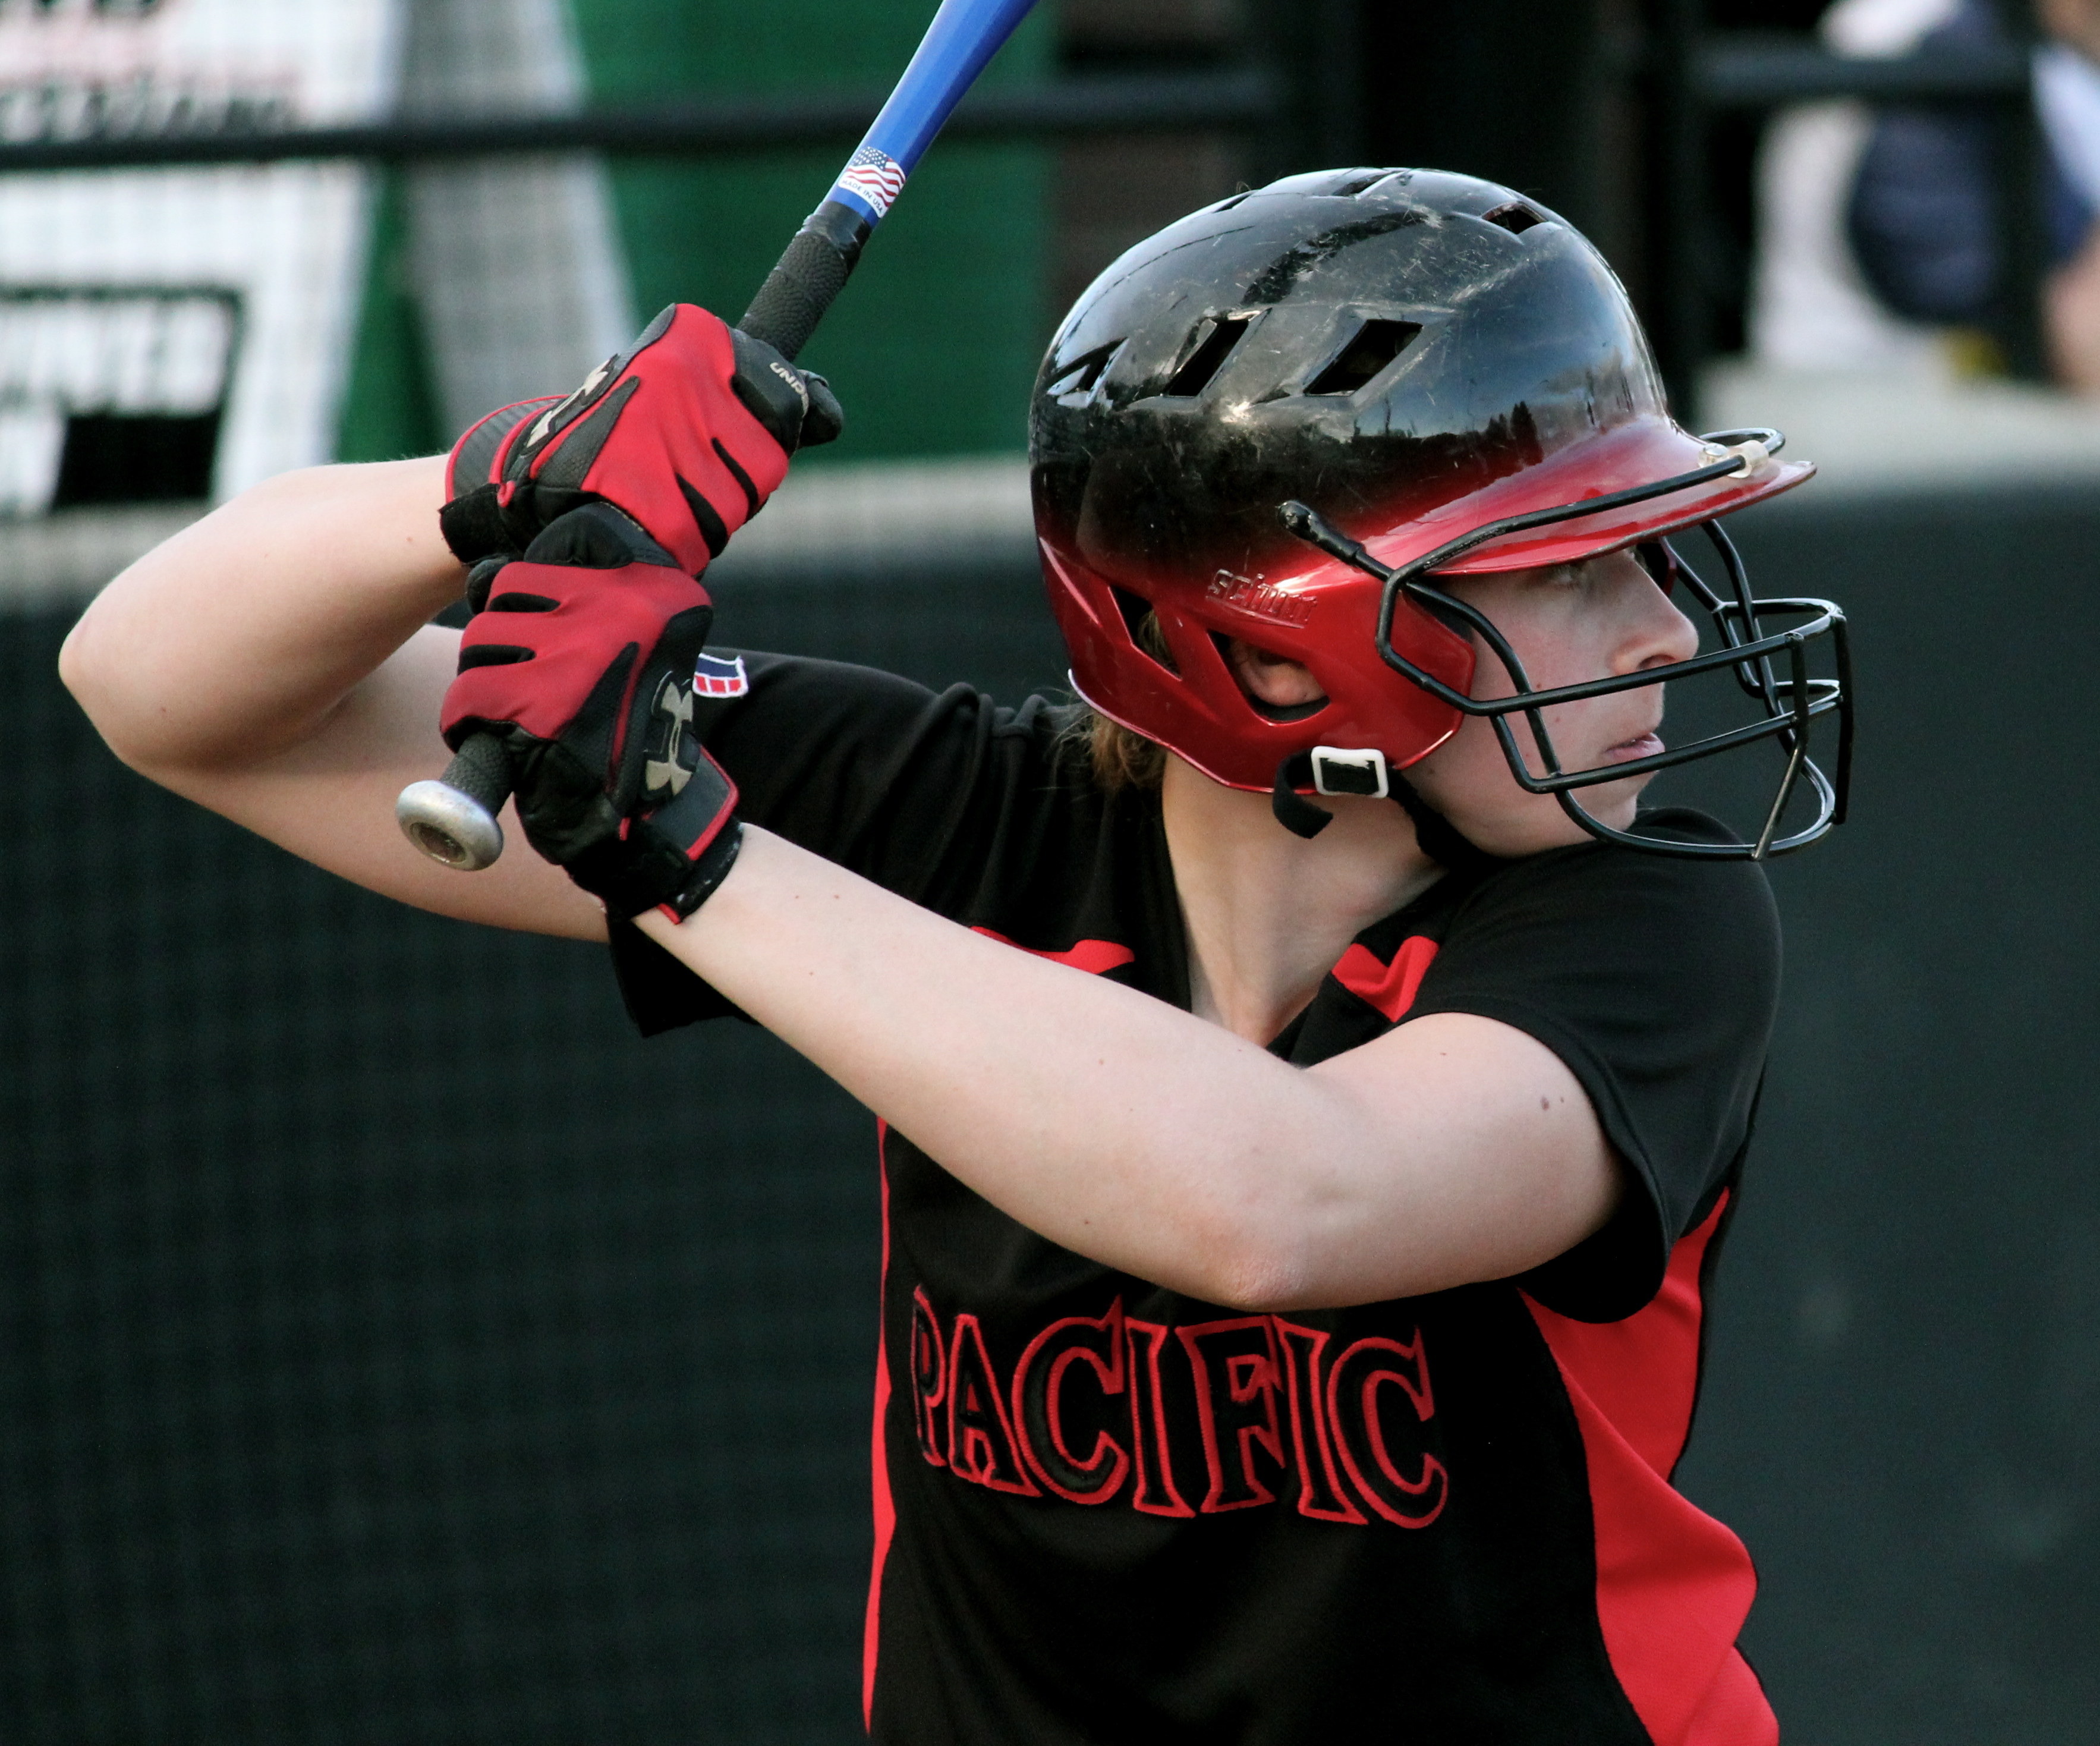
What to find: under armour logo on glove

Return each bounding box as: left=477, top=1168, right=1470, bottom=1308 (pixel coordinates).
left=643, top=673, right=698, bottom=801
left=641, top=653, right=749, bottom=800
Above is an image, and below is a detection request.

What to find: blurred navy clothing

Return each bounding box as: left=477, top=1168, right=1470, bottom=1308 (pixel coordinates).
left=1848, top=1, right=2096, bottom=323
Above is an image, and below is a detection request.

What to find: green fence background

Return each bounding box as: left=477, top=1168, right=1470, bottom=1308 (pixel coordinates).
left=336, top=0, right=1053, bottom=469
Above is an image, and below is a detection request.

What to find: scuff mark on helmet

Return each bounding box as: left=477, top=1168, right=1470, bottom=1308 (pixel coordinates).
left=1242, top=210, right=1428, bottom=305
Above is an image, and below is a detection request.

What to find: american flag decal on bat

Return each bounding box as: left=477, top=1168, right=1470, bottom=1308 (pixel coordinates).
left=836, top=146, right=909, bottom=218
left=694, top=653, right=750, bottom=699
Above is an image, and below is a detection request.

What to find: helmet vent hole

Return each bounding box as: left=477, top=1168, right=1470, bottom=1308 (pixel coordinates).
left=1482, top=202, right=1544, bottom=236
left=1306, top=320, right=1422, bottom=395
left=1046, top=341, right=1122, bottom=399
left=1112, top=589, right=1180, bottom=675
left=1162, top=316, right=1251, bottom=397
left=1332, top=171, right=1391, bottom=197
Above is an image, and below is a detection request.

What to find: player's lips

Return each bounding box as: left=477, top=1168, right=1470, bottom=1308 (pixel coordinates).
left=1602, top=729, right=1664, bottom=764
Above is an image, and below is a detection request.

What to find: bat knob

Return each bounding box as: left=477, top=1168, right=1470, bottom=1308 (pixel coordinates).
left=397, top=732, right=514, bottom=870
left=396, top=779, right=505, bottom=870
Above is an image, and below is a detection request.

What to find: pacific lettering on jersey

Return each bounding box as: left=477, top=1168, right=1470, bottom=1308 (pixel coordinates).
left=908, top=1295, right=1446, bottom=1530
left=946, top=1313, right=1041, bottom=1495
left=1012, top=1302, right=1131, bottom=1503
left=1178, top=1317, right=1288, bottom=1512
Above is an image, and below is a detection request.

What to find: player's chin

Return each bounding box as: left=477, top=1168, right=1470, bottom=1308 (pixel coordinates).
left=1482, top=768, right=1649, bottom=857
left=1581, top=775, right=1648, bottom=832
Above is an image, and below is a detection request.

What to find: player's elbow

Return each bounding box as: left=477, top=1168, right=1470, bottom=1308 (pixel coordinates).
left=59, top=612, right=167, bottom=777
left=58, top=616, right=129, bottom=757
left=1176, top=1213, right=1323, bottom=1315
left=1201, top=1257, right=1305, bottom=1317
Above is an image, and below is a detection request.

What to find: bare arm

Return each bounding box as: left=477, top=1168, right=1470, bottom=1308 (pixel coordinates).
left=637, top=828, right=1620, bottom=1312
left=61, top=460, right=1615, bottom=1307
left=58, top=457, right=602, bottom=939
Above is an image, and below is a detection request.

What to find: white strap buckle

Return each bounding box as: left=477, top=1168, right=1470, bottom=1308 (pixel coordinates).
left=1309, top=746, right=1390, bottom=800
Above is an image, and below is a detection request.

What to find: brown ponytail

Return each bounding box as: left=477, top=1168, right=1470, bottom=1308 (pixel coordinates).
left=1057, top=606, right=1172, bottom=791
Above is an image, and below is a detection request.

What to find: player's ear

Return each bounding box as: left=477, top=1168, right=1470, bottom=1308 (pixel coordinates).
left=1223, top=638, right=1324, bottom=709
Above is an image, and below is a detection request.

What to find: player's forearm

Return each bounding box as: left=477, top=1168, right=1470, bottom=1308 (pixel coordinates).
left=639, top=828, right=1614, bottom=1311
left=641, top=832, right=1327, bottom=1305
left=60, top=457, right=462, bottom=773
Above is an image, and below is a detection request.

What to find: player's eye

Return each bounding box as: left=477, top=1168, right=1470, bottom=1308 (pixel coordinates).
left=1637, top=542, right=1676, bottom=595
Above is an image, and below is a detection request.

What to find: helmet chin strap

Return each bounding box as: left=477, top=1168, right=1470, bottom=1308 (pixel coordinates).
left=1270, top=754, right=1334, bottom=839
left=1269, top=753, right=1496, bottom=872
left=1387, top=769, right=1497, bottom=873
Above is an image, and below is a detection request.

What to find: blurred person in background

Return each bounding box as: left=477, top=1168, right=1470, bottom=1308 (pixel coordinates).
left=1754, top=0, right=2100, bottom=391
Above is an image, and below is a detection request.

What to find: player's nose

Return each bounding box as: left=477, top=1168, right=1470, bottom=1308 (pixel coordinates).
left=1615, top=569, right=1701, bottom=676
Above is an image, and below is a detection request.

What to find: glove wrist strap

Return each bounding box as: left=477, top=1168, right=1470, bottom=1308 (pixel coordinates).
left=655, top=817, right=744, bottom=921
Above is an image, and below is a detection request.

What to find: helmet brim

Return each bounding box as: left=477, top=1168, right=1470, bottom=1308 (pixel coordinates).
left=1358, top=419, right=1814, bottom=579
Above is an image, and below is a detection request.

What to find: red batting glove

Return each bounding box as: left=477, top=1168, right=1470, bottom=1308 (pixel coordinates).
left=438, top=303, right=842, bottom=577
left=440, top=502, right=742, bottom=919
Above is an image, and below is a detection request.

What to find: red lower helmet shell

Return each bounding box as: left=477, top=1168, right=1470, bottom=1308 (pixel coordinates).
left=1041, top=515, right=1474, bottom=794
left=1041, top=414, right=1810, bottom=795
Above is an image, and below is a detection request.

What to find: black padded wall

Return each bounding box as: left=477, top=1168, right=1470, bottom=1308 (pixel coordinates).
left=3, top=489, right=2097, bottom=1744
left=0, top=543, right=1060, bottom=1746
left=1677, top=483, right=2100, bottom=1746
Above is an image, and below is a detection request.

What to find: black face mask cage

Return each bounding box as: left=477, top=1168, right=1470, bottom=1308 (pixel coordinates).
left=1280, top=429, right=1855, bottom=861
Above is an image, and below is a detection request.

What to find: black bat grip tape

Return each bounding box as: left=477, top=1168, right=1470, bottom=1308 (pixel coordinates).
left=738, top=226, right=854, bottom=363
left=442, top=732, right=514, bottom=815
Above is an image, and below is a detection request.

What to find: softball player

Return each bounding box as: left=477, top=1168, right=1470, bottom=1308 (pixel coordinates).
left=63, top=169, right=1850, bottom=1743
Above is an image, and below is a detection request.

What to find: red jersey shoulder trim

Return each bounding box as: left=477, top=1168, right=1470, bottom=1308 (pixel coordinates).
left=972, top=927, right=1135, bottom=977
left=1333, top=935, right=1438, bottom=1022
left=1523, top=1197, right=1775, bottom=1746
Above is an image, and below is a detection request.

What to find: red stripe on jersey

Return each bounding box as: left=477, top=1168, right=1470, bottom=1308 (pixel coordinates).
left=972, top=927, right=1135, bottom=977
left=868, top=940, right=1132, bottom=1721
left=1684, top=1648, right=1780, bottom=1745
left=862, top=1126, right=898, bottom=1729
left=1333, top=935, right=1438, bottom=1021
left=1523, top=1196, right=1774, bottom=1746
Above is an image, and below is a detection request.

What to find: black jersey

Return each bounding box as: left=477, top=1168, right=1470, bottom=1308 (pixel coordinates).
left=613, top=655, right=1785, bottom=1745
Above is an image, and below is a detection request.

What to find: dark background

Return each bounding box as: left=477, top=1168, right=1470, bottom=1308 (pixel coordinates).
left=8, top=484, right=2100, bottom=1744
left=1063, top=0, right=1850, bottom=413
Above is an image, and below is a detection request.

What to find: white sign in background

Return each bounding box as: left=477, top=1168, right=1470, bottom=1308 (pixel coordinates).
left=0, top=0, right=634, bottom=523
left=0, top=286, right=236, bottom=509
left=0, top=0, right=404, bottom=515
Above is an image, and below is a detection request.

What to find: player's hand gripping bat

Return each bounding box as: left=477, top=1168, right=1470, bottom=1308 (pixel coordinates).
left=395, top=0, right=1040, bottom=872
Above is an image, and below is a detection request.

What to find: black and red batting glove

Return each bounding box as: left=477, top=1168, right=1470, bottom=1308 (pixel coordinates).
left=433, top=301, right=839, bottom=922
left=437, top=302, right=842, bottom=575
left=439, top=504, right=744, bottom=921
